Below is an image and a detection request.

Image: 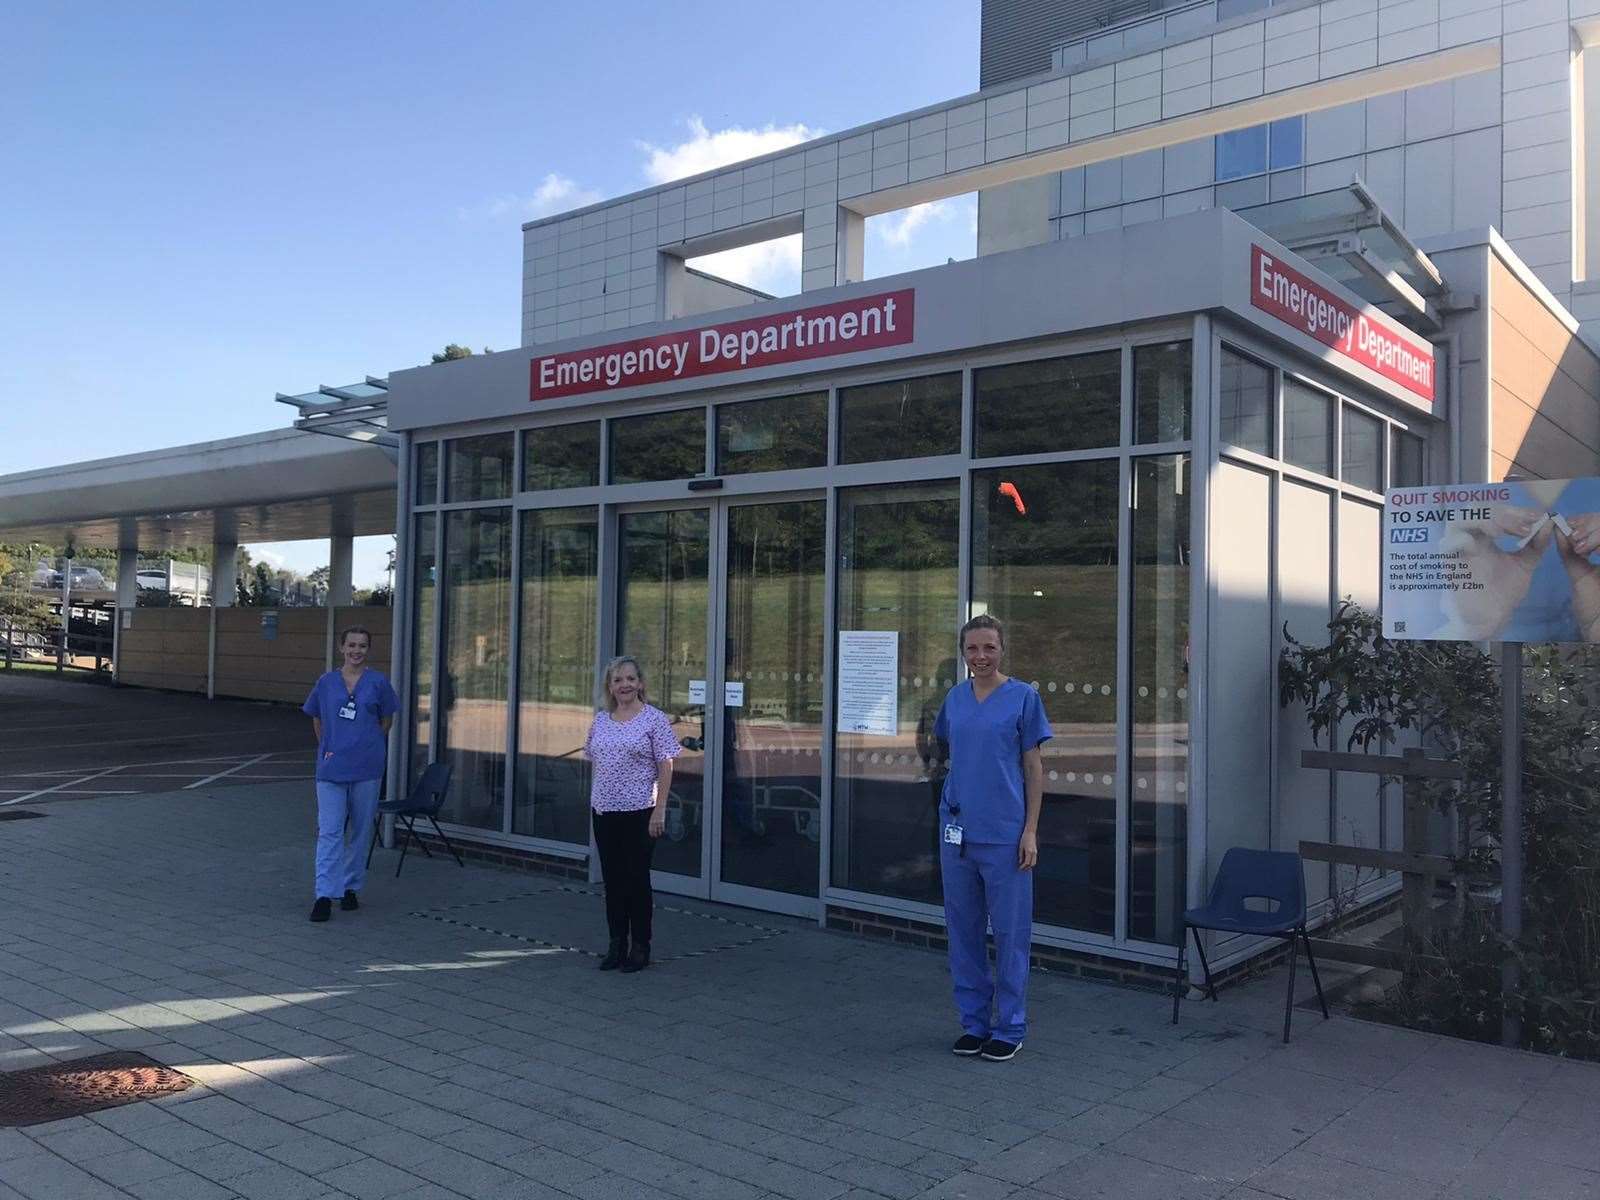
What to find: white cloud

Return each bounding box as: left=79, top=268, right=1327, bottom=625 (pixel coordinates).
left=648, top=116, right=820, bottom=294
left=459, top=173, right=602, bottom=223
left=687, top=235, right=803, bottom=297
left=871, top=198, right=974, bottom=248
left=638, top=116, right=822, bottom=185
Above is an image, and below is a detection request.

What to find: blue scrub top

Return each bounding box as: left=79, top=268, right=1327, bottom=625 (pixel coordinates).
left=302, top=669, right=400, bottom=783
left=933, top=677, right=1053, bottom=844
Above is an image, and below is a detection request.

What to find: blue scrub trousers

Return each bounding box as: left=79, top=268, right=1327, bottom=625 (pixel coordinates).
left=941, top=839, right=1033, bottom=1043
left=315, top=779, right=383, bottom=899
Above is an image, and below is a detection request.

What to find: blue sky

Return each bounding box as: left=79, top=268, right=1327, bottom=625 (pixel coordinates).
left=1, top=2, right=978, bottom=584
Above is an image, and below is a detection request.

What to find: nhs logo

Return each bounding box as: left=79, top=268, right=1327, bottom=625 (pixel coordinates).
left=1389, top=527, right=1430, bottom=543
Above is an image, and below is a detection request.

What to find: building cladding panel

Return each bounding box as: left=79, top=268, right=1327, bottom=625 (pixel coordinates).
left=980, top=0, right=1189, bottom=87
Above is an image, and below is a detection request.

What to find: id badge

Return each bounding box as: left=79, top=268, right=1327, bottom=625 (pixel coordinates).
left=338, top=702, right=357, bottom=721
left=942, top=823, right=964, bottom=846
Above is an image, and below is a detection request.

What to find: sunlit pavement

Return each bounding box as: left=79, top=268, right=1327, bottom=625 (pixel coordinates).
left=2, top=781, right=1597, bottom=1200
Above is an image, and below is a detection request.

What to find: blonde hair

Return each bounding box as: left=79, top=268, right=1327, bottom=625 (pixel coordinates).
left=959, top=613, right=1006, bottom=653
left=599, top=655, right=648, bottom=712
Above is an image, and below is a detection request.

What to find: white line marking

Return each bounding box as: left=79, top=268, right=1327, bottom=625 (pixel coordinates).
left=185, top=753, right=272, bottom=790
left=4, top=765, right=136, bottom=806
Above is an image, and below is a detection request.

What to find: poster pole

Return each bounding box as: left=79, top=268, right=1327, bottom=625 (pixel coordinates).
left=1500, top=640, right=1523, bottom=1049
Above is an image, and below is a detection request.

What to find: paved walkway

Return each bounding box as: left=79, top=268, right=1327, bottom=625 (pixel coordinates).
left=2, top=780, right=1597, bottom=1200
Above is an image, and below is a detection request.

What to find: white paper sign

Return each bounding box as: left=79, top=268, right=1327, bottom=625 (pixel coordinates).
left=724, top=682, right=745, bottom=707
left=687, top=679, right=706, bottom=704
left=837, top=630, right=899, bottom=737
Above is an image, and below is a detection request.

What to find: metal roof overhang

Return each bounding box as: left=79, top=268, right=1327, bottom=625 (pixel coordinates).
left=1238, top=178, right=1457, bottom=332
left=0, top=427, right=396, bottom=550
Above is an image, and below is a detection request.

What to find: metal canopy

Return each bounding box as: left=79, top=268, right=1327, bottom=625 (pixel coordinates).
left=276, top=376, right=396, bottom=452
left=1237, top=178, right=1452, bottom=331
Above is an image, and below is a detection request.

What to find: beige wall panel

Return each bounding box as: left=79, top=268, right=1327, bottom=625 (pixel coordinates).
left=1490, top=258, right=1600, bottom=479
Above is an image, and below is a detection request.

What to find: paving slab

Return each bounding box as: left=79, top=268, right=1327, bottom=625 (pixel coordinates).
left=1, top=775, right=1598, bottom=1199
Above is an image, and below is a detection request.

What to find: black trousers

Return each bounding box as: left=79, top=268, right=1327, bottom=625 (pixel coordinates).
left=592, top=808, right=655, bottom=946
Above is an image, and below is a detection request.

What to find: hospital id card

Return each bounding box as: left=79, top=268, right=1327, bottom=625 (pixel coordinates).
left=338, top=702, right=357, bottom=721
left=942, top=823, right=963, bottom=846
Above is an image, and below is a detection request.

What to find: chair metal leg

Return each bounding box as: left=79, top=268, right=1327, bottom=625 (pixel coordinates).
left=1173, top=927, right=1190, bottom=1024
left=428, top=816, right=465, bottom=867
left=366, top=816, right=380, bottom=869
left=394, top=815, right=418, bottom=878
left=1192, top=929, right=1219, bottom=1001
left=1302, top=928, right=1329, bottom=1019
left=1282, top=932, right=1300, bottom=1043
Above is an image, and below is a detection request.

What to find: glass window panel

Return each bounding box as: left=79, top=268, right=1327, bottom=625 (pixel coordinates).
left=1219, top=347, right=1273, bottom=455
left=1393, top=428, right=1426, bottom=488
left=716, top=392, right=828, bottom=475
left=513, top=507, right=598, bottom=844
left=1134, top=341, right=1192, bottom=444
left=838, top=373, right=961, bottom=464
left=445, top=433, right=514, bottom=502
left=1129, top=455, right=1190, bottom=944
left=1341, top=405, right=1384, bottom=492
left=974, top=351, right=1120, bottom=458
left=523, top=423, right=599, bottom=491
left=832, top=482, right=961, bottom=905
left=1269, top=116, right=1304, bottom=169
left=1283, top=378, right=1334, bottom=476
left=721, top=500, right=827, bottom=896
left=438, top=509, right=512, bottom=830
left=616, top=508, right=711, bottom=879
left=415, top=443, right=439, bottom=505
left=610, top=409, right=706, bottom=483
left=408, top=513, right=437, bottom=789
left=1215, top=124, right=1268, bottom=181
left=972, top=459, right=1120, bottom=933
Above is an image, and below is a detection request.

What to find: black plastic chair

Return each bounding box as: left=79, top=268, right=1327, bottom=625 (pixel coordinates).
left=366, top=762, right=464, bottom=878
left=1172, top=847, right=1328, bottom=1043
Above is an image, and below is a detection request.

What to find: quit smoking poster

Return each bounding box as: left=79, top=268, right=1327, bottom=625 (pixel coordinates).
left=1384, top=477, right=1600, bottom=643
left=836, top=631, right=899, bottom=736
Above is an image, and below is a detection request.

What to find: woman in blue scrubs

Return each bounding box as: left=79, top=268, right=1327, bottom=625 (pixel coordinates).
left=302, top=626, right=399, bottom=923
left=934, top=614, right=1051, bottom=1061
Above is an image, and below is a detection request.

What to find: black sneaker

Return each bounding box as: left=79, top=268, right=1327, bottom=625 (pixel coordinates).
left=952, top=1034, right=986, bottom=1056
left=309, top=897, right=332, bottom=923
left=981, top=1038, right=1020, bottom=1061
left=341, top=891, right=359, bottom=911
left=620, top=942, right=651, bottom=973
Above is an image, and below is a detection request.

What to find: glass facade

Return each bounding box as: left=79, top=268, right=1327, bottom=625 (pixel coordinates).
left=974, top=351, right=1120, bottom=458
left=513, top=507, right=598, bottom=843
left=972, top=459, right=1121, bottom=932
left=1283, top=378, right=1334, bottom=476
left=717, top=393, right=828, bottom=474
left=1134, top=342, right=1192, bottom=444
left=403, top=319, right=1419, bottom=960
left=524, top=423, right=600, bottom=491
left=611, top=409, right=706, bottom=483
left=832, top=483, right=961, bottom=904
left=438, top=508, right=512, bottom=829
left=446, top=434, right=514, bottom=502
left=1129, top=455, right=1190, bottom=944
left=1220, top=347, right=1273, bottom=455
left=838, top=373, right=961, bottom=463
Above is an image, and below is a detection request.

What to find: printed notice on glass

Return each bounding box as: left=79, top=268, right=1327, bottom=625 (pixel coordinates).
left=837, top=631, right=899, bottom=737
left=687, top=680, right=706, bottom=705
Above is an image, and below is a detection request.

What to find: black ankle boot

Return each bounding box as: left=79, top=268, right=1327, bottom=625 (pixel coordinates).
left=620, top=942, right=650, bottom=973
left=598, top=939, right=626, bottom=971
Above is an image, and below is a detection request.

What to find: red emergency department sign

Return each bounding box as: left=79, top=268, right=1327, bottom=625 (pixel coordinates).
left=1250, top=245, right=1435, bottom=408
left=530, top=289, right=915, bottom=401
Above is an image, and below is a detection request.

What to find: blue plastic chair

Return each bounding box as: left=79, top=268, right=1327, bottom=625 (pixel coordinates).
left=1172, top=848, right=1328, bottom=1042
left=366, top=762, right=463, bottom=878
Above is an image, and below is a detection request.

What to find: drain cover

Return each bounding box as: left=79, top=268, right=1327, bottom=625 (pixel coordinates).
left=0, top=811, right=44, bottom=822
left=0, top=1052, right=194, bottom=1127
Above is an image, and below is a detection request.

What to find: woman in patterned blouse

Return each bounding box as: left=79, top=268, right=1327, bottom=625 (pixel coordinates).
left=584, top=655, right=680, bottom=973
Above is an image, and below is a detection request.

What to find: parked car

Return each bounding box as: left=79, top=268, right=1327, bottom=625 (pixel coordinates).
left=68, top=566, right=108, bottom=591
left=136, top=569, right=168, bottom=591
left=30, top=564, right=59, bottom=590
